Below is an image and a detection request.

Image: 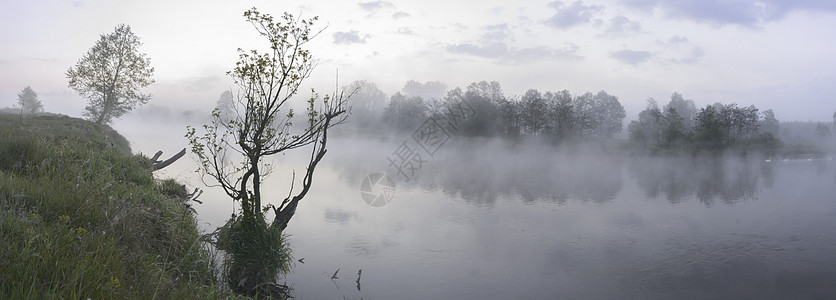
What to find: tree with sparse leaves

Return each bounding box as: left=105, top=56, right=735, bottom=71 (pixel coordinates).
left=17, top=86, right=43, bottom=114
left=186, top=9, right=351, bottom=295
left=67, top=24, right=155, bottom=124
left=187, top=8, right=351, bottom=230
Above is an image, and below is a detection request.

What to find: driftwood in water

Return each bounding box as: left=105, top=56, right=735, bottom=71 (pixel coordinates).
left=151, top=148, right=186, bottom=171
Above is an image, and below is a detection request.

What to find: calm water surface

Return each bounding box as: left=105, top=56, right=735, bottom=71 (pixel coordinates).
left=116, top=120, right=836, bottom=299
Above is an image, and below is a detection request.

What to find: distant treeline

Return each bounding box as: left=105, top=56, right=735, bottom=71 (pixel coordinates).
left=213, top=79, right=835, bottom=155
left=627, top=94, right=780, bottom=153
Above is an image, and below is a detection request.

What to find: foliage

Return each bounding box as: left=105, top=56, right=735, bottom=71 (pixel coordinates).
left=344, top=80, right=387, bottom=129
left=67, top=24, right=155, bottom=124
left=381, top=80, right=627, bottom=145
left=17, top=86, right=43, bottom=114
left=0, top=113, right=238, bottom=299
left=216, top=215, right=292, bottom=296
left=384, top=92, right=426, bottom=130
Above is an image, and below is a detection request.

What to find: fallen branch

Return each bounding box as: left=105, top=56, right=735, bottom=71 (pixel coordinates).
left=151, top=148, right=186, bottom=171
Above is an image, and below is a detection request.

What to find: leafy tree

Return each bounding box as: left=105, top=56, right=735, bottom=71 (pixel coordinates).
left=662, top=107, right=685, bottom=144
left=16, top=86, right=43, bottom=114
left=465, top=81, right=504, bottom=104
left=544, top=90, right=574, bottom=141
left=384, top=92, right=426, bottom=131
left=186, top=9, right=350, bottom=295
left=344, top=80, right=387, bottom=128
left=760, top=109, right=779, bottom=137
left=458, top=83, right=499, bottom=136
left=67, top=24, right=155, bottom=124
left=628, top=99, right=663, bottom=145
left=695, top=105, right=725, bottom=149
left=215, top=90, right=235, bottom=121
left=572, top=92, right=597, bottom=138
left=520, top=89, right=548, bottom=135
left=496, top=97, right=520, bottom=136
left=664, top=93, right=697, bottom=130
left=592, top=91, right=626, bottom=138
left=402, top=80, right=447, bottom=100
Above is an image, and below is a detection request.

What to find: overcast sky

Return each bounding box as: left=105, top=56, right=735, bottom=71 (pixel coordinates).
left=2, top=0, right=835, bottom=121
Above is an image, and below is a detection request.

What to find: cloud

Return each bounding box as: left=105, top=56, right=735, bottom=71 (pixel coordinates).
left=667, top=35, right=688, bottom=45
left=447, top=41, right=582, bottom=64
left=656, top=36, right=705, bottom=64
left=620, top=0, right=836, bottom=27
left=392, top=11, right=410, bottom=19
left=396, top=27, right=415, bottom=35
left=675, top=46, right=704, bottom=64
left=333, top=31, right=368, bottom=44
left=602, top=15, right=643, bottom=36
left=610, top=49, right=653, bottom=65
left=545, top=1, right=604, bottom=29
left=481, top=24, right=510, bottom=41
left=358, top=1, right=394, bottom=11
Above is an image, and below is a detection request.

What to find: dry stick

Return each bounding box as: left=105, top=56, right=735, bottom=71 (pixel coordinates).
left=330, top=268, right=341, bottom=290
left=356, top=269, right=362, bottom=292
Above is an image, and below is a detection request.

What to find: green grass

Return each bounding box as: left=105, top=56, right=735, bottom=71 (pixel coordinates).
left=0, top=113, right=250, bottom=299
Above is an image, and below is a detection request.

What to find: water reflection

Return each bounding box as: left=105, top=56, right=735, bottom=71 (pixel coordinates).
left=628, top=156, right=762, bottom=206
left=327, top=138, right=624, bottom=206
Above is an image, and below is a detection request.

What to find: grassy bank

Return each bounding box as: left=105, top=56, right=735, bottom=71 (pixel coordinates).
left=0, top=113, right=239, bottom=298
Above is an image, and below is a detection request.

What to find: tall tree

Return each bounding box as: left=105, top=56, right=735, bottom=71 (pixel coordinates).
left=186, top=9, right=350, bottom=295
left=592, top=91, right=626, bottom=138
left=496, top=97, right=520, bottom=136
left=760, top=109, right=780, bottom=137
left=545, top=90, right=574, bottom=141
left=628, top=99, right=663, bottom=145
left=695, top=105, right=725, bottom=149
left=520, top=89, right=548, bottom=135
left=664, top=93, right=697, bottom=130
left=16, top=86, right=43, bottom=114
left=402, top=80, right=447, bottom=100
left=343, top=80, right=387, bottom=128
left=215, top=90, right=235, bottom=121
left=67, top=24, right=155, bottom=124
left=384, top=92, right=427, bottom=131
left=573, top=92, right=597, bottom=138
left=662, top=107, right=685, bottom=144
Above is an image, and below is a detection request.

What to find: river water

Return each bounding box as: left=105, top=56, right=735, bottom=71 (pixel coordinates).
left=115, top=118, right=836, bottom=299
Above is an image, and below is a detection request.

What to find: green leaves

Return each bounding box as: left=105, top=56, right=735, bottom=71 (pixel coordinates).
left=66, top=24, right=154, bottom=124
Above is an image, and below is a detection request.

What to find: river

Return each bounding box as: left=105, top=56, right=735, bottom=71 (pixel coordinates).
left=114, top=117, right=836, bottom=299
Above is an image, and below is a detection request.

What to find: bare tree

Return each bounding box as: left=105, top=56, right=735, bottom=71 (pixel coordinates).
left=67, top=24, right=154, bottom=124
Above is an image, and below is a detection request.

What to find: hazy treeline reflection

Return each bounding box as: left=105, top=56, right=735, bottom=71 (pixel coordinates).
left=628, top=156, right=764, bottom=205
left=330, top=137, right=624, bottom=205
left=328, top=136, right=836, bottom=207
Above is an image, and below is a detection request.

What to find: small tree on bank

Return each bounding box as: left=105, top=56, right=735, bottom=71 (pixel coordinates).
left=186, top=8, right=350, bottom=295
left=17, top=86, right=43, bottom=114
left=67, top=24, right=155, bottom=124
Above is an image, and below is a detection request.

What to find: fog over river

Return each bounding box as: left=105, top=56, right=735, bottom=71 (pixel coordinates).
left=115, top=117, right=836, bottom=299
